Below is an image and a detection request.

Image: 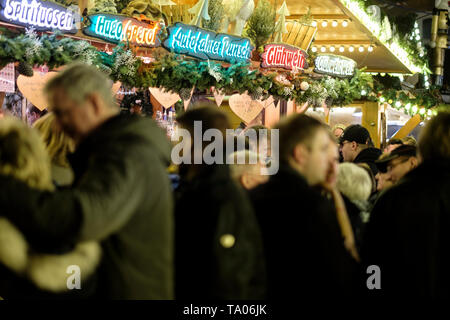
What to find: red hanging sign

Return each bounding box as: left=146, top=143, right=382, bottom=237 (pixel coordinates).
left=261, top=43, right=308, bottom=72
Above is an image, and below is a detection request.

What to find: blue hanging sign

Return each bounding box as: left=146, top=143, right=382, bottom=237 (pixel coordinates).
left=0, top=0, right=78, bottom=33
left=163, top=22, right=253, bottom=63
left=83, top=14, right=161, bottom=48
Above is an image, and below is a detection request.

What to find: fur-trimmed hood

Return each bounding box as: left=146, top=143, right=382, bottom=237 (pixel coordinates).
left=0, top=217, right=101, bottom=293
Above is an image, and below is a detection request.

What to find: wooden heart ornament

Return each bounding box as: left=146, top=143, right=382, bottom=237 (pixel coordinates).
left=17, top=72, right=58, bottom=111
left=149, top=88, right=180, bottom=109
left=229, top=93, right=264, bottom=124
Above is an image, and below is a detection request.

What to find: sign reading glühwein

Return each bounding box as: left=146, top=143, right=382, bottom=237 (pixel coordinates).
left=83, top=14, right=161, bottom=48
left=0, top=0, right=78, bottom=33
left=163, top=22, right=253, bottom=63
left=261, top=43, right=308, bottom=72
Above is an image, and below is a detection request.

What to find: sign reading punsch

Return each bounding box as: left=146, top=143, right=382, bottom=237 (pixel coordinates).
left=261, top=43, right=308, bottom=72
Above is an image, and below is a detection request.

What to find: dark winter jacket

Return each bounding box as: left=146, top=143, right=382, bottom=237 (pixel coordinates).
left=0, top=114, right=174, bottom=299
left=0, top=217, right=101, bottom=299
left=175, top=164, right=266, bottom=300
left=362, top=159, right=450, bottom=298
left=248, top=163, right=359, bottom=299
left=353, top=147, right=382, bottom=176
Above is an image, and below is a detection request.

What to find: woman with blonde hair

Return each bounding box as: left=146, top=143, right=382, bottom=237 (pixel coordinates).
left=32, top=113, right=75, bottom=186
left=0, top=117, right=100, bottom=299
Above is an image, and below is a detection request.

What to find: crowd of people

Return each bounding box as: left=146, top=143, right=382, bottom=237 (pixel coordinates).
left=0, top=63, right=449, bottom=299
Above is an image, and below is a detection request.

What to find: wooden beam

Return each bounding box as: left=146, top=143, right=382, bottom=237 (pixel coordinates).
left=312, top=40, right=374, bottom=45
left=361, top=101, right=381, bottom=148
left=287, top=14, right=349, bottom=20
left=391, top=114, right=421, bottom=140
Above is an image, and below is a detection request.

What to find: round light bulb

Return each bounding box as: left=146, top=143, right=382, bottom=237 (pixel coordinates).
left=311, top=46, right=317, bottom=52
left=368, top=45, right=374, bottom=52
left=412, top=105, right=418, bottom=113
left=359, top=46, right=364, bottom=52
left=419, top=108, right=425, bottom=115
left=339, top=46, right=345, bottom=52
left=320, top=46, right=326, bottom=52
left=329, top=46, right=335, bottom=52
left=380, top=97, right=385, bottom=103
left=395, top=101, right=401, bottom=108
left=415, top=35, right=420, bottom=41
left=322, top=21, right=328, bottom=27
left=405, top=103, right=411, bottom=110
left=312, top=21, right=317, bottom=27
left=361, top=90, right=367, bottom=95
left=332, top=20, right=338, bottom=27
left=349, top=46, right=354, bottom=52
left=342, top=20, right=348, bottom=27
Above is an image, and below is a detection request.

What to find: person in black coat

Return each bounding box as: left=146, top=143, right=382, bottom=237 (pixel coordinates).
left=362, top=112, right=450, bottom=298
left=0, top=63, right=174, bottom=299
left=174, top=105, right=266, bottom=300
left=249, top=114, right=359, bottom=299
left=339, top=124, right=382, bottom=176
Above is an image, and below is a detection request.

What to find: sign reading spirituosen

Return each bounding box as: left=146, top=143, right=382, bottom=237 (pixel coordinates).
left=314, top=54, right=356, bottom=78
left=0, top=0, right=78, bottom=33
left=83, top=14, right=161, bottom=48
left=261, top=43, right=308, bottom=72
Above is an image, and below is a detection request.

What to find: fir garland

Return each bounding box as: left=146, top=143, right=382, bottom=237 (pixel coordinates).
left=0, top=28, right=444, bottom=118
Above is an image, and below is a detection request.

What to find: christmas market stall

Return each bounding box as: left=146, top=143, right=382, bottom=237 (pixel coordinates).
left=0, top=0, right=446, bottom=149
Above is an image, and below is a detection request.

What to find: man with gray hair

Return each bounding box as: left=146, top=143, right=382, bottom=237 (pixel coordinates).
left=0, top=63, right=174, bottom=299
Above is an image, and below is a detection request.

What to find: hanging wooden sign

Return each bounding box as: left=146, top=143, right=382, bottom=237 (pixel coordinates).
left=163, top=22, right=253, bottom=63
left=314, top=54, right=356, bottom=78
left=83, top=14, right=161, bottom=48
left=261, top=43, right=308, bottom=72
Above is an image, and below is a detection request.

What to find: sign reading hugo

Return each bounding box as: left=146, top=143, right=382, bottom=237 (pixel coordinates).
left=0, top=0, right=78, bottom=33
left=163, top=22, right=253, bottom=63
left=314, top=54, right=356, bottom=78
left=261, top=43, right=308, bottom=72
left=83, top=14, right=161, bottom=48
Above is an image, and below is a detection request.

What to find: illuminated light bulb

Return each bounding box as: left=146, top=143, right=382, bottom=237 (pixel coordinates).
left=415, top=35, right=420, bottom=41
left=412, top=105, right=418, bottom=113
left=414, top=22, right=418, bottom=28
left=322, top=20, right=328, bottom=27
left=419, top=108, right=426, bottom=115
left=329, top=46, right=335, bottom=52
left=424, top=75, right=428, bottom=81
left=312, top=21, right=317, bottom=27
left=339, top=46, right=345, bottom=52
left=361, top=90, right=367, bottom=95
left=321, top=46, right=326, bottom=52
left=395, top=101, right=401, bottom=108
left=342, top=20, right=348, bottom=27
left=405, top=103, right=411, bottom=111
left=368, top=45, right=374, bottom=52
left=332, top=20, right=338, bottom=27
left=348, top=46, right=354, bottom=52
left=359, top=46, right=364, bottom=52
left=427, top=109, right=433, bottom=116
left=380, top=73, right=386, bottom=76
left=311, top=46, right=317, bottom=52
left=415, top=29, right=420, bottom=35
left=380, top=97, right=385, bottom=103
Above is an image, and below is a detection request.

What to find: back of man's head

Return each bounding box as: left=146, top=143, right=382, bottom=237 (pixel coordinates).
left=419, top=111, right=450, bottom=162
left=44, top=62, right=115, bottom=108
left=275, top=114, right=325, bottom=163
